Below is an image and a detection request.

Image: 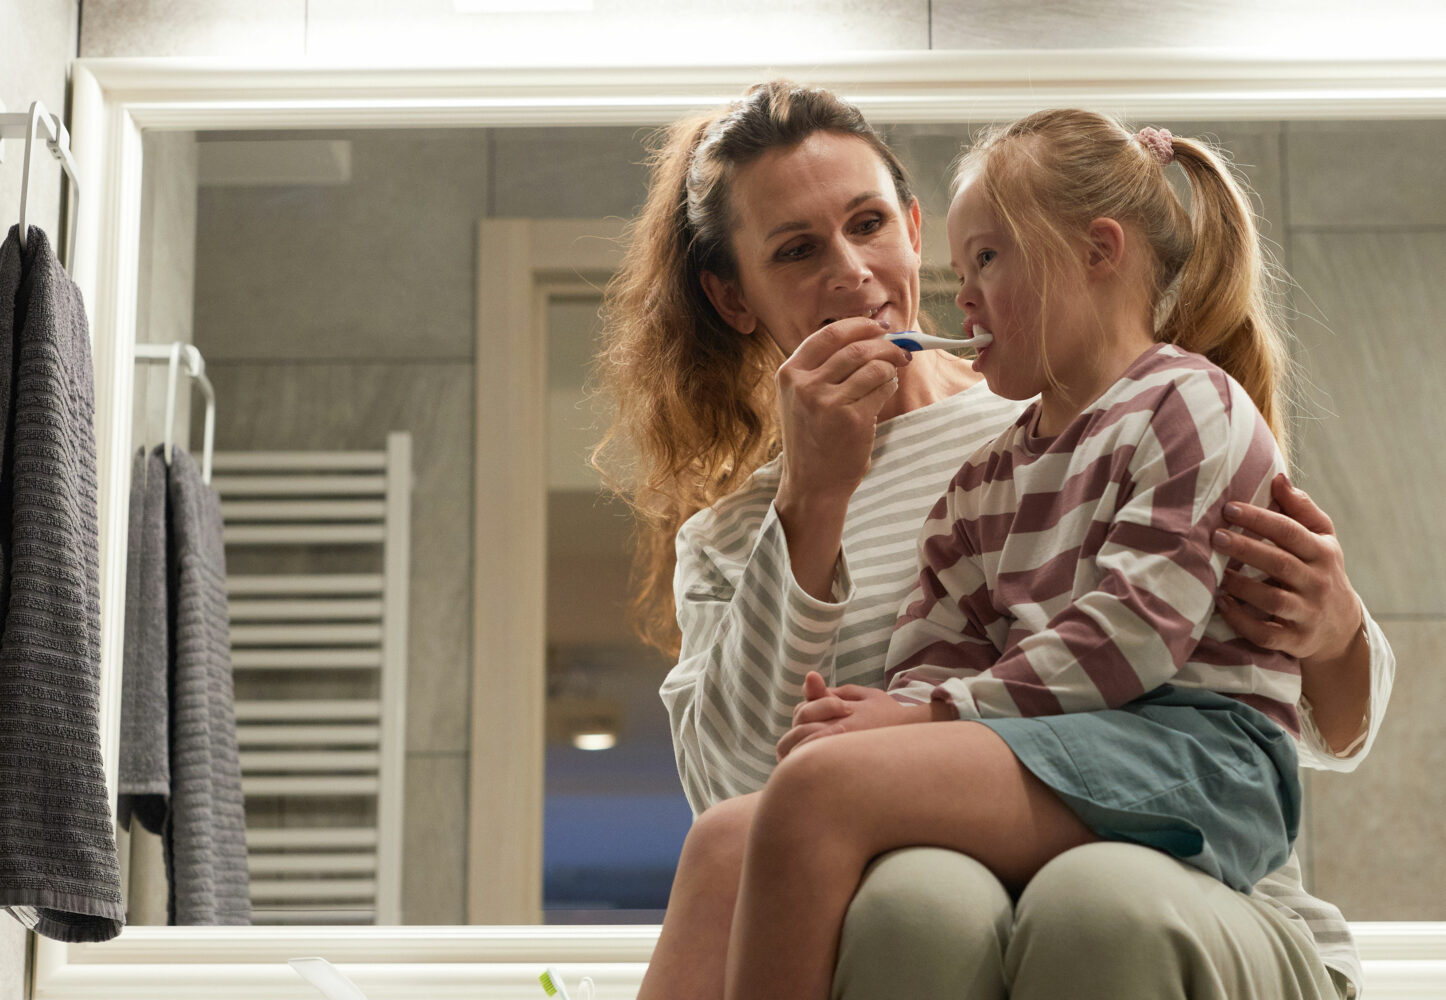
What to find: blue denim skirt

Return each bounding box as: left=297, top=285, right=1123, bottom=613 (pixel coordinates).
left=976, top=684, right=1300, bottom=893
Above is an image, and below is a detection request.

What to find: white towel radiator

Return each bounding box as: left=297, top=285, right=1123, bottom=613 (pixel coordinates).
left=215, top=433, right=411, bottom=925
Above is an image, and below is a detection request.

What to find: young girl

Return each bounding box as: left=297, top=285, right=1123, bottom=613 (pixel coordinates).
left=639, top=109, right=1302, bottom=1000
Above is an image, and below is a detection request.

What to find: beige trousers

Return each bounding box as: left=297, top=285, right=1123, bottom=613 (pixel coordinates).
left=832, top=842, right=1348, bottom=1000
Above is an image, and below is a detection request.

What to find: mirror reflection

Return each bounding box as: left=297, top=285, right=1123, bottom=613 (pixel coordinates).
left=118, top=115, right=1444, bottom=928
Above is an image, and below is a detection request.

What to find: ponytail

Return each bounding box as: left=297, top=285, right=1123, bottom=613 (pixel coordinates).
left=1161, top=138, right=1293, bottom=460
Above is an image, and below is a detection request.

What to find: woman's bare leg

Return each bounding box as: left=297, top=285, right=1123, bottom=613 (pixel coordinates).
left=636, top=791, right=760, bottom=1000
left=723, top=722, right=1096, bottom=1000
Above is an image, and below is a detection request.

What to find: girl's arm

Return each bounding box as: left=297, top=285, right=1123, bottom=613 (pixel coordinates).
left=1210, top=477, right=1395, bottom=765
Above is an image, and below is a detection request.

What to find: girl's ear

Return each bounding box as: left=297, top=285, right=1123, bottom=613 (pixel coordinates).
left=699, top=271, right=758, bottom=335
left=1085, top=217, right=1127, bottom=275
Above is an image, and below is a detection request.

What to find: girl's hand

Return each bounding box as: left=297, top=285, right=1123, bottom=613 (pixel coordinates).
left=1211, top=474, right=1364, bottom=663
left=776, top=671, right=933, bottom=760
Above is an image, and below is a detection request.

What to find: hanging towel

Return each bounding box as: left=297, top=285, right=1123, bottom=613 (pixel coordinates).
left=118, top=447, right=171, bottom=834
left=164, top=446, right=249, bottom=925
left=0, top=225, right=124, bottom=942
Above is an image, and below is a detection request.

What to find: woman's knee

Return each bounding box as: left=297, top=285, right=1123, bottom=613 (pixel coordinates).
left=1015, top=842, right=1191, bottom=944
left=1008, top=843, right=1213, bottom=999
left=834, top=848, right=1012, bottom=1000
left=678, top=793, right=756, bottom=879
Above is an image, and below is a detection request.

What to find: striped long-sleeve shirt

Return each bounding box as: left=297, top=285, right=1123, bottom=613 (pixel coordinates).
left=661, top=368, right=1395, bottom=995
left=885, top=344, right=1300, bottom=732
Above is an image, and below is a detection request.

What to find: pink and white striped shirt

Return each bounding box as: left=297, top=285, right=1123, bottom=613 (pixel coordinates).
left=885, top=343, right=1300, bottom=734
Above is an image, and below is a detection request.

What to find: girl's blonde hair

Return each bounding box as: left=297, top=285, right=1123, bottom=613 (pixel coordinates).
left=592, top=80, right=919, bottom=656
left=956, top=109, right=1293, bottom=456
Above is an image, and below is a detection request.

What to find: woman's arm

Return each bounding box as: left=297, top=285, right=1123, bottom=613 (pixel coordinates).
left=661, top=321, right=913, bottom=811
left=661, top=494, right=853, bottom=813
left=1210, top=475, right=1395, bottom=764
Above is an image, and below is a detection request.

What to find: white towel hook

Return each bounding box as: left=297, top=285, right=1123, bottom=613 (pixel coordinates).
left=134, top=342, right=219, bottom=484
left=0, top=100, right=82, bottom=271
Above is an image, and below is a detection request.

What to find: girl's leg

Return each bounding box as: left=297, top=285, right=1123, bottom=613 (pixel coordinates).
left=636, top=791, right=760, bottom=1000
left=723, top=722, right=1096, bottom=1000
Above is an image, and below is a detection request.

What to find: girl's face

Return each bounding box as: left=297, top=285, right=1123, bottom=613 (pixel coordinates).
left=702, top=131, right=922, bottom=355
left=947, top=177, right=1057, bottom=403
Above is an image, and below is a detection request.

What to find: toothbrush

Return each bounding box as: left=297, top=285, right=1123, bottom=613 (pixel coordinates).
left=288, top=957, right=372, bottom=1000
left=539, top=967, right=596, bottom=1000
left=885, top=329, right=993, bottom=353
left=539, top=966, right=573, bottom=999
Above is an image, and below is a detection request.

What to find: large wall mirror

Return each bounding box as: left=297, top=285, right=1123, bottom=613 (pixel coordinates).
left=39, top=55, right=1446, bottom=998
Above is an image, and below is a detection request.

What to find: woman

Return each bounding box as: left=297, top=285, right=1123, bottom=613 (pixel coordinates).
left=593, top=81, right=1392, bottom=1000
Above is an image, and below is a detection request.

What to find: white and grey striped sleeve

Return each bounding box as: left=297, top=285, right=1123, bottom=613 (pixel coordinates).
left=660, top=499, right=854, bottom=814
left=1295, top=598, right=1396, bottom=772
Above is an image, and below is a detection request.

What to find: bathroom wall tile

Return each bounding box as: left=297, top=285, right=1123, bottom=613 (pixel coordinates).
left=400, top=752, right=468, bottom=925
left=133, top=131, right=198, bottom=453
left=0, top=0, right=77, bottom=242
left=1304, top=619, right=1446, bottom=920
left=201, top=362, right=475, bottom=755
left=490, top=127, right=651, bottom=222
left=1286, top=231, right=1446, bottom=616
left=0, top=916, right=25, bottom=1000
left=931, top=0, right=1439, bottom=52
left=79, top=0, right=305, bottom=58
left=306, top=0, right=927, bottom=63
left=931, top=0, right=1238, bottom=49
left=1286, top=120, right=1446, bottom=229
left=194, top=129, right=490, bottom=362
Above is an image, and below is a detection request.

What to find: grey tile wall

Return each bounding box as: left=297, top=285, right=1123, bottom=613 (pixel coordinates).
left=1286, top=121, right=1446, bottom=229
left=401, top=753, right=468, bottom=925
left=78, top=0, right=306, bottom=58
left=305, top=0, right=928, bottom=61
left=0, top=918, right=24, bottom=1000
left=1281, top=119, right=1446, bottom=920
left=194, top=130, right=490, bottom=362
left=0, top=0, right=76, bottom=249
left=1304, top=620, right=1446, bottom=919
left=1288, top=230, right=1446, bottom=616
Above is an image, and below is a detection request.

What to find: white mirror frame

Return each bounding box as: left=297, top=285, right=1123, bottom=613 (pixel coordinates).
left=44, top=52, right=1446, bottom=999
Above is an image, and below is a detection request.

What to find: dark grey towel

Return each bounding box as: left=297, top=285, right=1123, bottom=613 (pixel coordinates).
left=118, top=447, right=170, bottom=834
left=0, top=225, right=124, bottom=942
left=164, top=446, right=250, bottom=925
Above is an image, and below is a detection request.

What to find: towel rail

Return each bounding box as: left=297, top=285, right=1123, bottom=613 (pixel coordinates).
left=133, top=342, right=217, bottom=482
left=0, top=99, right=81, bottom=270
left=222, top=434, right=410, bottom=925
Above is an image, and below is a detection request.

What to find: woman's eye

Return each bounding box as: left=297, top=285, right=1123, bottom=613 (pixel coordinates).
left=855, top=215, right=884, bottom=235
left=776, top=242, right=812, bottom=261
left=977, top=249, right=996, bottom=267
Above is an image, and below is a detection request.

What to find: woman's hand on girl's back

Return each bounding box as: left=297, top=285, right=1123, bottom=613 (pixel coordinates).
left=1211, top=473, right=1364, bottom=662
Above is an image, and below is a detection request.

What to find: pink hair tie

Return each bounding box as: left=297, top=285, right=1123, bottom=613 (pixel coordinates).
left=1134, top=126, right=1175, bottom=165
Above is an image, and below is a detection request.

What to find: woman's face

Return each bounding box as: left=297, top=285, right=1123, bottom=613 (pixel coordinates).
left=702, top=131, right=922, bottom=356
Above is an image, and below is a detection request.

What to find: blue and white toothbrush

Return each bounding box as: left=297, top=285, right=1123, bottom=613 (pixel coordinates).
left=885, top=328, right=993, bottom=353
